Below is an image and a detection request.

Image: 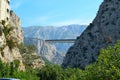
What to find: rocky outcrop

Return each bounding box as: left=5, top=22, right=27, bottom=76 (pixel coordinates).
left=24, top=38, right=63, bottom=65
left=0, top=4, right=44, bottom=70
left=0, top=22, right=25, bottom=70
left=0, top=19, right=44, bottom=70
left=21, top=52, right=44, bottom=69
left=62, top=0, right=120, bottom=69
left=40, top=41, right=63, bottom=64
left=10, top=11, right=23, bottom=43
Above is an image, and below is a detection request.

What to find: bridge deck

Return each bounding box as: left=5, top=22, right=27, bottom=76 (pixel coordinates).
left=24, top=37, right=76, bottom=43
left=45, top=39, right=76, bottom=43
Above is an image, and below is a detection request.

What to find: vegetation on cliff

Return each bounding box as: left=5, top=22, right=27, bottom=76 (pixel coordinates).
left=0, top=43, right=41, bottom=80
left=0, top=20, right=44, bottom=79
left=1, top=40, right=120, bottom=80
left=1, top=20, right=18, bottom=50
left=38, top=40, right=120, bottom=80
left=0, top=60, right=39, bottom=80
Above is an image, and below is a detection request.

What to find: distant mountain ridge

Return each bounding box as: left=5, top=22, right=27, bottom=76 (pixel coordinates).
left=22, top=24, right=87, bottom=53
left=22, top=24, right=87, bottom=40
left=22, top=24, right=87, bottom=64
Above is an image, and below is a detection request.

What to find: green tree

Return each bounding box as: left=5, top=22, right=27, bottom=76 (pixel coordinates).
left=27, top=45, right=36, bottom=53
left=18, top=43, right=36, bottom=54
left=38, top=64, right=63, bottom=80
left=85, top=40, right=120, bottom=80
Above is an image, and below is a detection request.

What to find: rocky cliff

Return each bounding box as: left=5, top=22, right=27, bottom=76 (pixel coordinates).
left=0, top=21, right=25, bottom=70
left=24, top=38, right=63, bottom=65
left=10, top=11, right=23, bottom=43
left=62, top=0, right=120, bottom=69
left=19, top=43, right=45, bottom=69
left=0, top=11, right=44, bottom=70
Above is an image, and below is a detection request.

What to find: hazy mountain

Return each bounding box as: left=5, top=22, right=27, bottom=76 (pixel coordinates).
left=22, top=24, right=87, bottom=64
left=22, top=24, right=87, bottom=53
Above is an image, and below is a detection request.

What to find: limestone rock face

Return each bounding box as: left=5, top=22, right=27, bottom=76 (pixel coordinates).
left=0, top=22, right=44, bottom=70
left=0, top=29, right=6, bottom=48
left=40, top=41, right=63, bottom=64
left=0, top=23, right=25, bottom=70
left=62, top=0, right=120, bottom=69
left=21, top=52, right=44, bottom=69
left=24, top=38, right=63, bottom=65
left=0, top=9, right=44, bottom=70
left=10, top=11, right=23, bottom=43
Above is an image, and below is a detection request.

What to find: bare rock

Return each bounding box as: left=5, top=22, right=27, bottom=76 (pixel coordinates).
left=62, top=0, right=120, bottom=69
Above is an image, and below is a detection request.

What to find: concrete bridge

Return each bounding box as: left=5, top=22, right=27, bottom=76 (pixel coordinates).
left=45, top=39, right=76, bottom=43
left=24, top=37, right=76, bottom=43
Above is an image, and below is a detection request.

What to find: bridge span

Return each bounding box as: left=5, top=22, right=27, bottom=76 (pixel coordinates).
left=45, top=39, right=76, bottom=43
left=24, top=37, right=76, bottom=43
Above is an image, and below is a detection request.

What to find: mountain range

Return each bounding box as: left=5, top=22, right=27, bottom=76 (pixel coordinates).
left=22, top=24, right=87, bottom=64
left=22, top=24, right=87, bottom=53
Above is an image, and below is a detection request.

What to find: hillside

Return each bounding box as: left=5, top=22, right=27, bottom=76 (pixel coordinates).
left=62, top=0, right=120, bottom=69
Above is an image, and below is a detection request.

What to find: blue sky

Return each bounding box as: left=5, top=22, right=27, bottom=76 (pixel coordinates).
left=10, top=0, right=103, bottom=27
